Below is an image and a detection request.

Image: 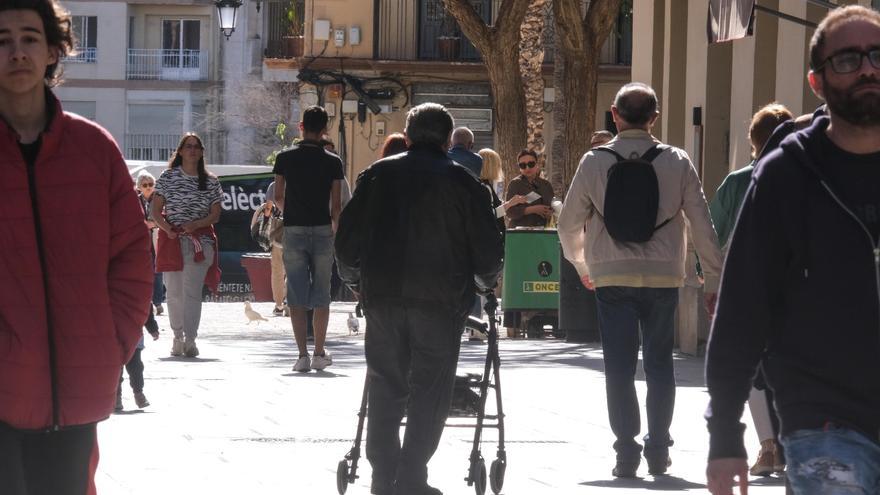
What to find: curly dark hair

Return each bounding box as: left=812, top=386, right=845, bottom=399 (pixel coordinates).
left=0, top=0, right=75, bottom=87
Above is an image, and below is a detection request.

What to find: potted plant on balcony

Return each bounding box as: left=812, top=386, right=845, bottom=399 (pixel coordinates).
left=283, top=0, right=304, bottom=58
left=437, top=10, right=460, bottom=61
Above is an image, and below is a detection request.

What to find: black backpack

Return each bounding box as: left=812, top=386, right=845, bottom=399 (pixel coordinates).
left=594, top=144, right=674, bottom=243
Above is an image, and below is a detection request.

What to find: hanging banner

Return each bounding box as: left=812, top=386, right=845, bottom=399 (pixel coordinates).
left=708, top=0, right=755, bottom=43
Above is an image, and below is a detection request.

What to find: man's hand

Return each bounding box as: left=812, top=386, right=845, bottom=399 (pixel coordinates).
left=527, top=205, right=553, bottom=219
left=705, top=292, right=718, bottom=317
left=148, top=329, right=160, bottom=341
left=507, top=194, right=527, bottom=207
left=181, top=221, right=199, bottom=234
left=707, top=458, right=749, bottom=495
left=580, top=274, right=594, bottom=290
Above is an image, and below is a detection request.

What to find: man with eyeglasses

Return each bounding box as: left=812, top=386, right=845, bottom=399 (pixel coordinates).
left=706, top=6, right=880, bottom=495
left=504, top=149, right=554, bottom=228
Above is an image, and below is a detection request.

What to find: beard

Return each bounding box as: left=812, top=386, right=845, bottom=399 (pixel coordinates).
left=822, top=73, right=880, bottom=126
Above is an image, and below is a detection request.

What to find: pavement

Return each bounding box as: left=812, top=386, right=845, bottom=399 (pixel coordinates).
left=96, top=302, right=786, bottom=494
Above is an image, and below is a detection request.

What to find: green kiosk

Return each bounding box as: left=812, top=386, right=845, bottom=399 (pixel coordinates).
left=502, top=228, right=561, bottom=338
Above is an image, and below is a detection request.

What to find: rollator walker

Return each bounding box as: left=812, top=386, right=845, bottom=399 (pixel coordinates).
left=336, top=293, right=508, bottom=495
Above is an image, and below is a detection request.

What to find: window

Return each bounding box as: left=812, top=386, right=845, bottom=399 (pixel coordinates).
left=69, top=16, right=97, bottom=63
left=162, top=20, right=201, bottom=69
left=63, top=101, right=96, bottom=120
left=126, top=104, right=183, bottom=161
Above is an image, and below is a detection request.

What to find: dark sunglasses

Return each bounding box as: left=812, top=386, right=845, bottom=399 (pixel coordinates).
left=816, top=48, right=880, bottom=74
left=140, top=183, right=155, bottom=187
left=518, top=161, right=537, bottom=169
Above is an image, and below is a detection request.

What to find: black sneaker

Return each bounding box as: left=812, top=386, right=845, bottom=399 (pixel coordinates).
left=612, top=462, right=638, bottom=478
left=114, top=394, right=123, bottom=412
left=646, top=456, right=671, bottom=475
left=272, top=307, right=284, bottom=317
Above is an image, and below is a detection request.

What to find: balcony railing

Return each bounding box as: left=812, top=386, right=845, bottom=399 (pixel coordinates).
left=263, top=0, right=305, bottom=58
left=125, top=134, right=180, bottom=161
left=125, top=131, right=225, bottom=162
left=126, top=49, right=209, bottom=81
left=65, top=47, right=97, bottom=63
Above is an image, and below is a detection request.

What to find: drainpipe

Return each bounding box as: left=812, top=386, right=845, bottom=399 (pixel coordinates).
left=373, top=0, right=380, bottom=60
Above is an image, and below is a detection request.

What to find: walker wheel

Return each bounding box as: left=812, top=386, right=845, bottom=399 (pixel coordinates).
left=336, top=459, right=349, bottom=494
left=473, top=457, right=487, bottom=495
left=490, top=458, right=506, bottom=494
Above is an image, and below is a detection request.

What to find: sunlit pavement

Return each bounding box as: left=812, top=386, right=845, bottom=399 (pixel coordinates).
left=96, top=302, right=785, bottom=494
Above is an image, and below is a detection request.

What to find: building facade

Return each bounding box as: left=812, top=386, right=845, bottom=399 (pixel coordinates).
left=255, top=0, right=632, bottom=178
left=57, top=0, right=236, bottom=164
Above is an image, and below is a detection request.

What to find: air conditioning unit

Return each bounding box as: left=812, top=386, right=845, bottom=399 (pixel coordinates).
left=447, top=108, right=493, bottom=132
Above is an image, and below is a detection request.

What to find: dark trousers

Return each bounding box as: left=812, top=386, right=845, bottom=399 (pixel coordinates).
left=119, top=348, right=145, bottom=394
left=365, top=305, right=466, bottom=491
left=152, top=272, right=164, bottom=306
left=0, top=421, right=97, bottom=495
left=595, top=286, right=678, bottom=464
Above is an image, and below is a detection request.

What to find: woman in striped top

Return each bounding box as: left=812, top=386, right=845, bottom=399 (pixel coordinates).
left=151, top=133, right=223, bottom=358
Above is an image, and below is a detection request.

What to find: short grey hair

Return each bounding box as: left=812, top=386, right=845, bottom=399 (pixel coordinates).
left=136, top=170, right=155, bottom=186
left=451, top=127, right=474, bottom=146
left=405, top=103, right=454, bottom=148
left=613, top=82, right=659, bottom=127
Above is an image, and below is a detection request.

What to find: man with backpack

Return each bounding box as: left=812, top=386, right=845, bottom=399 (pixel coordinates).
left=558, top=82, right=722, bottom=478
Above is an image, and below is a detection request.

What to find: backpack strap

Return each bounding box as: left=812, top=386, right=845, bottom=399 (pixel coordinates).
left=593, top=146, right=626, bottom=162
left=640, top=144, right=669, bottom=163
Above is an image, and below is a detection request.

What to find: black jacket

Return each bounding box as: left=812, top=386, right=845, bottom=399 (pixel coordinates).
left=705, top=116, right=880, bottom=459
left=335, top=145, right=503, bottom=314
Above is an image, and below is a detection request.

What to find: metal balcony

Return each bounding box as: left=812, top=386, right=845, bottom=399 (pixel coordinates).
left=126, top=49, right=209, bottom=81
left=65, top=47, right=97, bottom=63
left=124, top=133, right=180, bottom=161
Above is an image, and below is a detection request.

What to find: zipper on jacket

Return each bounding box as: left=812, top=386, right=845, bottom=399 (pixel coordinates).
left=23, top=148, right=61, bottom=430
left=819, top=181, right=880, bottom=336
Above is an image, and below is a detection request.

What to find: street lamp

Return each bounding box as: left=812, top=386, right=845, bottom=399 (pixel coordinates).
left=215, top=0, right=242, bottom=40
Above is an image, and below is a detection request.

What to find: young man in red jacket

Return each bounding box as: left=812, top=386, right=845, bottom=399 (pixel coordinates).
left=0, top=1, right=153, bottom=494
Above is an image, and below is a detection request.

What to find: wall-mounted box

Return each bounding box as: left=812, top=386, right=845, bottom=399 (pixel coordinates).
left=334, top=27, right=346, bottom=47
left=341, top=100, right=358, bottom=114
left=314, top=20, right=331, bottom=41
left=350, top=26, right=361, bottom=46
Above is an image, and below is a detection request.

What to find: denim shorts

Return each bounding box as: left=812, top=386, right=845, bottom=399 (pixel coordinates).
left=282, top=225, right=334, bottom=309
left=781, top=426, right=880, bottom=494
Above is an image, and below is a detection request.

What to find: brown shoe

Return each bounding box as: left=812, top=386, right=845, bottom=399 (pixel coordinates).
left=749, top=439, right=776, bottom=477
left=134, top=392, right=150, bottom=408
left=773, top=444, right=785, bottom=473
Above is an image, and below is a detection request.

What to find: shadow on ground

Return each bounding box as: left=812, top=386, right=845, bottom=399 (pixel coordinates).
left=581, top=475, right=705, bottom=491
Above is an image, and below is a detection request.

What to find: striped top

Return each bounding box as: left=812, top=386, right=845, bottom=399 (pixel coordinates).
left=154, top=167, right=223, bottom=243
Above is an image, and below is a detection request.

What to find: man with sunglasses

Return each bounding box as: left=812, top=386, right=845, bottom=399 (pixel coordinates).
left=505, top=149, right=554, bottom=228
left=706, top=6, right=880, bottom=494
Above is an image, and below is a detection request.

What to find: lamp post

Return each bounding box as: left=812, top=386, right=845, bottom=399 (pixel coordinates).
left=215, top=0, right=242, bottom=40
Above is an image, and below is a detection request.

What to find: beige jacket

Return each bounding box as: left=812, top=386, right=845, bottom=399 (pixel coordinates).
left=557, top=129, right=722, bottom=291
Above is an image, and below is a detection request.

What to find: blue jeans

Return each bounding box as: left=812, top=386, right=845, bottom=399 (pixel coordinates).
left=782, top=427, right=880, bottom=494
left=282, top=225, right=334, bottom=309
left=595, top=286, right=678, bottom=464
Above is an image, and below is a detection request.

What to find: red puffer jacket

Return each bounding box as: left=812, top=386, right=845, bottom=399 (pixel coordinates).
left=0, top=94, right=153, bottom=430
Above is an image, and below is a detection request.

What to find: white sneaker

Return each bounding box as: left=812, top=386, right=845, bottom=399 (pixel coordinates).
left=311, top=352, right=332, bottom=370
left=292, top=355, right=311, bottom=372
left=170, top=338, right=184, bottom=357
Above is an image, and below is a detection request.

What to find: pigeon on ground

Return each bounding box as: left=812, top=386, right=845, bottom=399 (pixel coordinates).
left=244, top=301, right=268, bottom=325
left=347, top=313, right=359, bottom=335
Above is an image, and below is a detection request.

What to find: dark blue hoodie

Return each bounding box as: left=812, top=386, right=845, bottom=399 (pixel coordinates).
left=705, top=115, right=880, bottom=459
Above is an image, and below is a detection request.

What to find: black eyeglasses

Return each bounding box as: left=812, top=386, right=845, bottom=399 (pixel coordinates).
left=518, top=161, right=537, bottom=169
left=816, top=48, right=880, bottom=74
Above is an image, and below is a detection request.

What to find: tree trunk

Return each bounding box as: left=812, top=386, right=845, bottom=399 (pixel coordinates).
left=441, top=0, right=531, bottom=187
left=485, top=50, right=530, bottom=188
left=552, top=0, right=622, bottom=194
left=558, top=50, right=595, bottom=195
left=519, top=0, right=549, bottom=155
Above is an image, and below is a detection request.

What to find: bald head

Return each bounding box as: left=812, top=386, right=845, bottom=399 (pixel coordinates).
left=451, top=127, right=475, bottom=149
left=612, top=82, right=659, bottom=129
